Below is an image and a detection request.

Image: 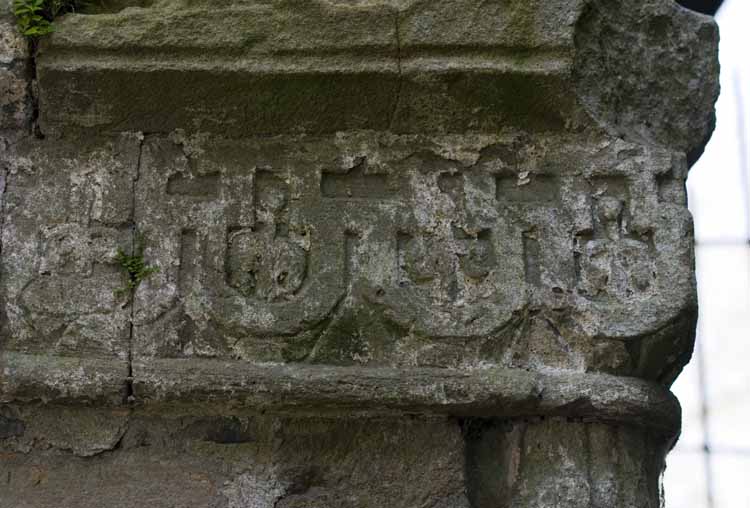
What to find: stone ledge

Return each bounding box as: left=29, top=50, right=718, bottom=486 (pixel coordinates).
left=32, top=0, right=718, bottom=158
left=33, top=0, right=579, bottom=136
left=36, top=53, right=573, bottom=136
left=0, top=352, right=128, bottom=406
left=0, top=352, right=681, bottom=437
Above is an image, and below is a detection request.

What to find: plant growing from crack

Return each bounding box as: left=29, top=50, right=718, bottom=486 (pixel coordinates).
left=114, top=237, right=158, bottom=299
left=13, top=0, right=90, bottom=37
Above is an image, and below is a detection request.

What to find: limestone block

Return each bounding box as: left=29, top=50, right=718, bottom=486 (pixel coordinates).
left=464, top=418, right=668, bottom=507
left=0, top=0, right=716, bottom=414
left=1, top=0, right=718, bottom=405
left=0, top=135, right=140, bottom=402
left=0, top=408, right=669, bottom=508
left=127, top=132, right=696, bottom=384
left=0, top=410, right=470, bottom=508
left=34, top=0, right=717, bottom=158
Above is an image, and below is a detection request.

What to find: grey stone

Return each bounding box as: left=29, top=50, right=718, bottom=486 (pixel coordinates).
left=128, top=132, right=696, bottom=384
left=575, top=0, right=720, bottom=164
left=1, top=411, right=471, bottom=508
left=0, top=408, right=668, bottom=508
left=0, top=18, right=30, bottom=132
left=0, top=0, right=720, bottom=506
left=0, top=135, right=139, bottom=363
left=0, top=20, right=26, bottom=64
left=34, top=0, right=717, bottom=158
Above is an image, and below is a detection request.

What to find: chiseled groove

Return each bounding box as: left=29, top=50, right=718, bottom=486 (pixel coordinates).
left=123, top=136, right=145, bottom=404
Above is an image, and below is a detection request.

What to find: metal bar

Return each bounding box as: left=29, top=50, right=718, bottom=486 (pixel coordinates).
left=695, top=325, right=716, bottom=508
left=694, top=239, right=750, bottom=247
left=673, top=445, right=750, bottom=456
left=734, top=70, right=750, bottom=246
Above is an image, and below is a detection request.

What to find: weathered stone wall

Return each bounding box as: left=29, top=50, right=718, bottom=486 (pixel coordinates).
left=0, top=1, right=30, bottom=136
left=0, top=1, right=719, bottom=506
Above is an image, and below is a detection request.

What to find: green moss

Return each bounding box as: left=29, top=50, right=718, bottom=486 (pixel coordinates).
left=114, top=236, right=158, bottom=298
left=13, top=0, right=92, bottom=38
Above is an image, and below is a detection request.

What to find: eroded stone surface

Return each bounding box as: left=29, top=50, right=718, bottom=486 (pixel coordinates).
left=1, top=410, right=471, bottom=508
left=0, top=0, right=719, bottom=506
left=128, top=132, right=696, bottom=383
left=0, top=408, right=667, bottom=508
left=0, top=135, right=139, bottom=362
left=575, top=0, right=720, bottom=164
left=0, top=15, right=30, bottom=132
left=34, top=0, right=718, bottom=158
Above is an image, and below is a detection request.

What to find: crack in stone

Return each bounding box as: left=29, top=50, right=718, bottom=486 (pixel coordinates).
left=544, top=317, right=573, bottom=355
left=0, top=161, right=8, bottom=326
left=124, top=134, right=145, bottom=404
left=27, top=40, right=43, bottom=139
left=0, top=165, right=7, bottom=252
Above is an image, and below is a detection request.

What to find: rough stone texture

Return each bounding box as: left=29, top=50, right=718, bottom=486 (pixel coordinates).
left=574, top=0, right=720, bottom=165
left=0, top=0, right=719, bottom=506
left=0, top=11, right=30, bottom=133
left=1, top=409, right=470, bottom=508
left=0, top=408, right=668, bottom=508
left=1, top=136, right=138, bottom=363
left=130, top=132, right=695, bottom=384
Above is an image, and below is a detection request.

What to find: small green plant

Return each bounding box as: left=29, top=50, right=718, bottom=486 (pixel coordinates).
left=13, top=0, right=90, bottom=37
left=14, top=0, right=53, bottom=37
left=115, top=239, right=159, bottom=298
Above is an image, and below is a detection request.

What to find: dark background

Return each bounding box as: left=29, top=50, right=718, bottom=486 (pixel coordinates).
left=678, top=0, right=724, bottom=15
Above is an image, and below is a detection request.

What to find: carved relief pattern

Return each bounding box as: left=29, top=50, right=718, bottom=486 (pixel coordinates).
left=0, top=139, right=138, bottom=360
left=123, top=136, right=690, bottom=368
left=0, top=134, right=693, bottom=375
left=225, top=171, right=308, bottom=302
left=575, top=177, right=656, bottom=301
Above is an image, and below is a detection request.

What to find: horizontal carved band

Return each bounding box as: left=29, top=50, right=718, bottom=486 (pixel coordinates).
left=0, top=352, right=680, bottom=438
left=34, top=0, right=719, bottom=159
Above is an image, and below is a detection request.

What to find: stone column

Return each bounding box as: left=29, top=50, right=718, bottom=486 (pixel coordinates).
left=0, top=1, right=719, bottom=506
